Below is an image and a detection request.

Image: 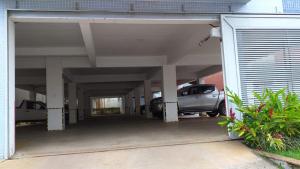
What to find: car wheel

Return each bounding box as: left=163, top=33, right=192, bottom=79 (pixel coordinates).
left=218, top=102, right=226, bottom=116
left=207, top=111, right=219, bottom=117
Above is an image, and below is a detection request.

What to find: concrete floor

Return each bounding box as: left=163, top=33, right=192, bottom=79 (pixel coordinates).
left=15, top=115, right=228, bottom=158
left=1, top=141, right=276, bottom=169
left=1, top=115, right=277, bottom=169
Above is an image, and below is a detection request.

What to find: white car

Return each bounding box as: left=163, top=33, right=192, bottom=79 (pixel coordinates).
left=16, top=100, right=47, bottom=122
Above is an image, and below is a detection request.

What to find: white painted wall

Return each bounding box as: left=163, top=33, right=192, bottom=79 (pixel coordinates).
left=235, top=0, right=283, bottom=13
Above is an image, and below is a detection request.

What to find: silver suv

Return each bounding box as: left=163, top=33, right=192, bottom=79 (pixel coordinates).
left=150, top=84, right=225, bottom=118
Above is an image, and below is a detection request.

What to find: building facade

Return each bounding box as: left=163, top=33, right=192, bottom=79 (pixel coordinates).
left=1, top=0, right=300, bottom=159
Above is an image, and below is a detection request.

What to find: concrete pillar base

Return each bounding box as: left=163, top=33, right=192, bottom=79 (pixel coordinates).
left=163, top=103, right=178, bottom=122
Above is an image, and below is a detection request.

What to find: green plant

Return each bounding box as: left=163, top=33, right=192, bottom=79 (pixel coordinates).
left=219, top=88, right=300, bottom=151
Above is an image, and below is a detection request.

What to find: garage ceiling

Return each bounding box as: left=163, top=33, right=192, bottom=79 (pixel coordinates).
left=91, top=23, right=210, bottom=56
left=16, top=23, right=84, bottom=47
left=16, top=22, right=212, bottom=57
left=15, top=21, right=222, bottom=96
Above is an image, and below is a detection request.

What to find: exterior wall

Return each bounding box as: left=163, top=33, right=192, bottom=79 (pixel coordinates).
left=0, top=0, right=292, bottom=160
left=0, top=3, right=8, bottom=159
left=235, top=0, right=283, bottom=13
left=0, top=0, right=16, bottom=160
left=14, top=0, right=246, bottom=13
left=10, top=0, right=284, bottom=14
left=201, top=71, right=224, bottom=91
left=283, top=0, right=300, bottom=13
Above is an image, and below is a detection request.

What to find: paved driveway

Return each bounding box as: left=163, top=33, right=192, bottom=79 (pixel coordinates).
left=1, top=116, right=277, bottom=169
left=0, top=141, right=276, bottom=169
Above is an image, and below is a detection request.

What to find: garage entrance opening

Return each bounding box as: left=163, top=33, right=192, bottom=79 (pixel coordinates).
left=91, top=97, right=123, bottom=116
left=13, top=14, right=228, bottom=158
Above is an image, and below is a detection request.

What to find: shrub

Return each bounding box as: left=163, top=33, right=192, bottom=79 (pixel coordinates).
left=219, top=88, right=300, bottom=151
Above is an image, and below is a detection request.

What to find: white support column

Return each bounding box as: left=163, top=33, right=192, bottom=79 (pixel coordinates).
left=134, top=88, right=141, bottom=115
left=0, top=0, right=16, bottom=160
left=68, top=83, right=77, bottom=124
left=144, top=80, right=152, bottom=118
left=8, top=17, right=15, bottom=159
left=29, top=91, right=36, bottom=101
left=78, top=88, right=84, bottom=121
left=162, top=65, right=178, bottom=122
left=46, top=57, right=65, bottom=130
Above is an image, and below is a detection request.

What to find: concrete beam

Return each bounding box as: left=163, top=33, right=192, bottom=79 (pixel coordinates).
left=16, top=56, right=165, bottom=69
left=16, top=47, right=87, bottom=57
left=16, top=74, right=146, bottom=85
left=85, top=90, right=131, bottom=97
left=79, top=82, right=140, bottom=91
left=79, top=22, right=96, bottom=67
left=16, top=76, right=45, bottom=85
left=10, top=11, right=219, bottom=24
left=73, top=74, right=146, bottom=83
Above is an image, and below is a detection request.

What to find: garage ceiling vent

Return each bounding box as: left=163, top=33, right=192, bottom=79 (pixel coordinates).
left=15, top=0, right=249, bottom=13
left=236, top=29, right=300, bottom=105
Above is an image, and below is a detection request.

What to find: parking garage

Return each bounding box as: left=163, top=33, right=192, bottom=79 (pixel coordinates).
left=0, top=0, right=296, bottom=162
left=9, top=12, right=229, bottom=157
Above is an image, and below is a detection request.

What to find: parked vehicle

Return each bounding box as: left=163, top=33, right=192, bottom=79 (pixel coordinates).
left=16, top=100, right=47, bottom=122
left=16, top=100, right=72, bottom=123
left=150, top=84, right=225, bottom=118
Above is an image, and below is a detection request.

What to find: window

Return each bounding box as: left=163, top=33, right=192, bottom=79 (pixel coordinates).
left=236, top=30, right=300, bottom=104
left=189, top=87, right=199, bottom=95
left=199, top=86, right=215, bottom=94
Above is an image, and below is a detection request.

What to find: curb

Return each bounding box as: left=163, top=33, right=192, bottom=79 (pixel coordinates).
left=253, top=150, right=300, bottom=167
